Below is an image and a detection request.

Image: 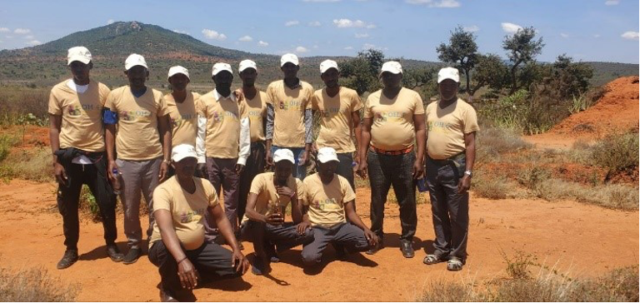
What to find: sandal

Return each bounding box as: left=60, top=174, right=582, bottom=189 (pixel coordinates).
left=447, top=257, right=464, bottom=271
left=423, top=254, right=444, bottom=265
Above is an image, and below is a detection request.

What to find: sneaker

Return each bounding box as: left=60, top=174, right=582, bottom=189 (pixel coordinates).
left=56, top=249, right=78, bottom=269
left=251, top=258, right=271, bottom=276
left=123, top=247, right=141, bottom=265
left=400, top=240, right=415, bottom=258
left=106, top=244, right=124, bottom=262
left=365, top=241, right=384, bottom=255
left=265, top=243, right=280, bottom=263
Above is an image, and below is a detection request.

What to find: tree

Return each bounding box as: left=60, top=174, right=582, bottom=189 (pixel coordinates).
left=471, top=53, right=509, bottom=93
left=340, top=49, right=386, bottom=95
left=436, top=26, right=479, bottom=95
left=503, top=27, right=545, bottom=94
left=551, top=54, right=594, bottom=99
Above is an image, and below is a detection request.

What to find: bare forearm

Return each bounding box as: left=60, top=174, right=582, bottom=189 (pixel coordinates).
left=359, top=130, right=371, bottom=161
left=105, top=126, right=116, bottom=161
left=159, top=229, right=187, bottom=262
left=415, top=129, right=426, bottom=164
left=214, top=212, right=240, bottom=251
left=291, top=198, right=302, bottom=223
left=465, top=135, right=476, bottom=172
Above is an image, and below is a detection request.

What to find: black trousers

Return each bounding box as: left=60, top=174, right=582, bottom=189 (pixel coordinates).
left=238, top=142, right=266, bottom=222
left=57, top=154, right=117, bottom=251
left=301, top=223, right=370, bottom=265
left=148, top=240, right=243, bottom=296
left=241, top=221, right=314, bottom=262
left=367, top=150, right=417, bottom=241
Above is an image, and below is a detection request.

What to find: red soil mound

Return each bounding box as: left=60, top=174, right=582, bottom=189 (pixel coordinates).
left=549, top=76, right=639, bottom=138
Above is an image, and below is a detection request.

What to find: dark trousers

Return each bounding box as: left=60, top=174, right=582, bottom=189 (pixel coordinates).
left=238, top=142, right=266, bottom=222
left=242, top=221, right=314, bottom=262
left=148, top=240, right=242, bottom=296
left=367, top=150, right=417, bottom=241
left=57, top=154, right=117, bottom=251
left=426, top=156, right=469, bottom=261
left=336, top=153, right=356, bottom=192
left=204, top=157, right=240, bottom=240
left=301, top=223, right=371, bottom=265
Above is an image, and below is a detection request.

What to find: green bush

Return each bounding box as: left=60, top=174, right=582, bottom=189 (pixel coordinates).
left=591, top=133, right=639, bottom=176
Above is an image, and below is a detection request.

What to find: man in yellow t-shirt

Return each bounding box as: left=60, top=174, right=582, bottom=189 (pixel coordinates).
left=240, top=148, right=313, bottom=275
left=49, top=46, right=123, bottom=269
left=357, top=61, right=426, bottom=259
left=299, top=148, right=377, bottom=267
left=104, top=53, right=172, bottom=264
left=312, top=59, right=363, bottom=192
left=148, top=144, right=249, bottom=302
left=200, top=63, right=250, bottom=241
left=162, top=66, right=206, bottom=177
left=237, top=60, right=269, bottom=226
left=423, top=67, right=479, bottom=272
left=265, top=53, right=314, bottom=179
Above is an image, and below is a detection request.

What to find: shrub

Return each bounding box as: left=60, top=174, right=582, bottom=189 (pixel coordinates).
left=591, top=133, right=639, bottom=177
left=0, top=134, right=20, bottom=162
left=473, top=174, right=512, bottom=200
left=0, top=266, right=79, bottom=301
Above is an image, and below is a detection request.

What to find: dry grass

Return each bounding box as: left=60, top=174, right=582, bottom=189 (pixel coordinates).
left=0, top=148, right=53, bottom=182
left=0, top=266, right=79, bottom=301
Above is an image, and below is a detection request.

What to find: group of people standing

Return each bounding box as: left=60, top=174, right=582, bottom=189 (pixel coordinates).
left=49, top=45, right=478, bottom=301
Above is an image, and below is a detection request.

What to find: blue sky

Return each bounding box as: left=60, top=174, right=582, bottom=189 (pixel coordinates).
left=0, top=0, right=638, bottom=63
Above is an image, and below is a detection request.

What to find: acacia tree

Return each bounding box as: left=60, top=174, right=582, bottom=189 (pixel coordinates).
left=340, top=49, right=385, bottom=95
left=472, top=53, right=509, bottom=92
left=436, top=26, right=479, bottom=95
left=503, top=27, right=544, bottom=94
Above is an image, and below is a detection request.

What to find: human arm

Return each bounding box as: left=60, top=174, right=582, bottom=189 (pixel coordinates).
left=413, top=113, right=426, bottom=179
left=155, top=209, right=199, bottom=290
left=49, top=114, right=66, bottom=185
left=344, top=201, right=377, bottom=246
left=458, top=132, right=476, bottom=194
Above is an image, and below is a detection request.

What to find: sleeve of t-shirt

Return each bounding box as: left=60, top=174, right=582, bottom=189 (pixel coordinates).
left=301, top=179, right=310, bottom=206
left=152, top=186, right=172, bottom=213
left=239, top=99, right=249, bottom=119
left=203, top=181, right=219, bottom=207
left=48, top=89, right=62, bottom=116
left=352, top=92, right=364, bottom=112
left=311, top=91, right=319, bottom=111
left=265, top=84, right=275, bottom=106
left=413, top=91, right=425, bottom=115
left=342, top=177, right=356, bottom=203
left=99, top=84, right=111, bottom=107
left=363, top=95, right=373, bottom=119
left=304, top=85, right=314, bottom=110
left=249, top=174, right=265, bottom=195
left=261, top=93, right=270, bottom=118
left=156, top=91, right=168, bottom=117
left=104, top=90, right=117, bottom=111
left=296, top=179, right=307, bottom=206
left=463, top=105, right=480, bottom=134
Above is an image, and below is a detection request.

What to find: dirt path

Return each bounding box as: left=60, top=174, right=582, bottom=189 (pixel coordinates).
left=0, top=180, right=637, bottom=301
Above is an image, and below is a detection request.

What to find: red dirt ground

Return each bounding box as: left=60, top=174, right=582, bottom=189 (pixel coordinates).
left=0, top=180, right=637, bottom=302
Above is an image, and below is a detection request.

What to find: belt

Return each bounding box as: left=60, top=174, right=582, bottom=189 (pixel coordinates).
left=428, top=152, right=465, bottom=165
left=369, top=145, right=414, bottom=156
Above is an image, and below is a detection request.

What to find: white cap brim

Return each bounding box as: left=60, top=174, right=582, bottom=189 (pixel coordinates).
left=67, top=55, right=91, bottom=65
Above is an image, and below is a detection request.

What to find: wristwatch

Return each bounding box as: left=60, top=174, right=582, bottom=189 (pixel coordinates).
left=163, top=159, right=171, bottom=165
left=464, top=170, right=472, bottom=177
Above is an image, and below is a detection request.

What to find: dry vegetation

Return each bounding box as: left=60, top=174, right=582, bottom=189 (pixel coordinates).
left=0, top=266, right=79, bottom=301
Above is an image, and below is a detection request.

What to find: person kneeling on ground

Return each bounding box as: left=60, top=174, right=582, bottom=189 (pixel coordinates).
left=148, top=144, right=250, bottom=302
left=299, top=147, right=378, bottom=266
left=241, top=148, right=314, bottom=275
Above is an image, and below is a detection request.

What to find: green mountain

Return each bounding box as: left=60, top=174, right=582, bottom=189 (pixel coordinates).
left=0, top=21, right=636, bottom=91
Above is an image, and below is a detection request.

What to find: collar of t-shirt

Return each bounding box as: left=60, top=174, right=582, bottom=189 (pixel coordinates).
left=67, top=79, right=89, bottom=94
left=213, top=89, right=236, bottom=102
left=283, top=79, right=301, bottom=89
left=130, top=87, right=147, bottom=98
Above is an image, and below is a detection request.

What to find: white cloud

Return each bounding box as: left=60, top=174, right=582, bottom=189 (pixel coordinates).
left=621, top=31, right=639, bottom=40
left=463, top=25, right=480, bottom=32
left=560, top=33, right=569, bottom=38
left=107, top=19, right=114, bottom=25
left=295, top=46, right=309, bottom=53
left=593, top=34, right=601, bottom=38
left=24, top=35, right=34, bottom=39
left=605, top=0, right=619, bottom=5
left=5, top=35, right=12, bottom=39
left=308, top=21, right=322, bottom=27
left=258, top=40, right=269, bottom=47
left=501, top=22, right=523, bottom=34
left=173, top=29, right=189, bottom=34
left=285, top=20, right=300, bottom=26
left=14, top=28, right=30, bottom=34
left=26, top=40, right=41, bottom=45
left=355, top=33, right=369, bottom=38
left=333, top=19, right=375, bottom=28
left=0, top=28, right=9, bottom=32
left=202, top=29, right=227, bottom=40
left=239, top=35, right=253, bottom=42
left=344, top=46, right=353, bottom=50
left=406, top=0, right=460, bottom=7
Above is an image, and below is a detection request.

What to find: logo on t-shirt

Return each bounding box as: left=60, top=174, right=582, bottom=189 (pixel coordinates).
left=279, top=99, right=302, bottom=111
left=212, top=110, right=239, bottom=123
left=119, top=110, right=152, bottom=122
left=67, top=103, right=97, bottom=117
left=179, top=208, right=206, bottom=223
left=171, top=114, right=195, bottom=128
left=427, top=121, right=453, bottom=133
left=313, top=197, right=341, bottom=211
left=320, top=107, right=340, bottom=118
left=375, top=111, right=402, bottom=122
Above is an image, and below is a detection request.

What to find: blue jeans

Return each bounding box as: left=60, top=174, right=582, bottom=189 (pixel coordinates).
left=271, top=146, right=307, bottom=180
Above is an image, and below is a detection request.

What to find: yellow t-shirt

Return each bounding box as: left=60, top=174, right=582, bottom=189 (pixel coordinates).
left=241, top=172, right=305, bottom=223
left=163, top=91, right=203, bottom=148
left=244, top=90, right=269, bottom=143
left=105, top=86, right=167, bottom=160
left=266, top=80, right=314, bottom=148
left=364, top=87, right=425, bottom=151
left=149, top=176, right=219, bottom=250
left=48, top=80, right=111, bottom=152
left=200, top=90, right=247, bottom=159
left=426, top=98, right=480, bottom=160
left=312, top=87, right=363, bottom=153
left=303, top=173, right=356, bottom=227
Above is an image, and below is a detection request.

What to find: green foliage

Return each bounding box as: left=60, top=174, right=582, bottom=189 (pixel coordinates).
left=590, top=133, right=639, bottom=176
left=339, top=49, right=385, bottom=95
left=0, top=134, right=19, bottom=162
left=473, top=53, right=509, bottom=93
left=552, top=54, right=594, bottom=99
left=436, top=26, right=479, bottom=94
left=80, top=185, right=101, bottom=221
left=503, top=27, right=545, bottom=93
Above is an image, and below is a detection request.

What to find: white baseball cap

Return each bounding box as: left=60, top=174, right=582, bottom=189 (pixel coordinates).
left=317, top=147, right=339, bottom=163
left=167, top=66, right=190, bottom=80
left=379, top=61, right=403, bottom=76
left=212, top=62, right=233, bottom=76
left=125, top=53, right=148, bottom=70
left=273, top=149, right=295, bottom=164
left=67, top=46, right=92, bottom=65
left=171, top=144, right=197, bottom=162
left=280, top=53, right=299, bottom=67
left=238, top=59, right=257, bottom=73
left=437, top=67, right=460, bottom=83
left=320, top=59, right=339, bottom=74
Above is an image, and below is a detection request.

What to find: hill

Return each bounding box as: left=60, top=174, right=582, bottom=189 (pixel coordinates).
left=0, top=21, right=636, bottom=90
